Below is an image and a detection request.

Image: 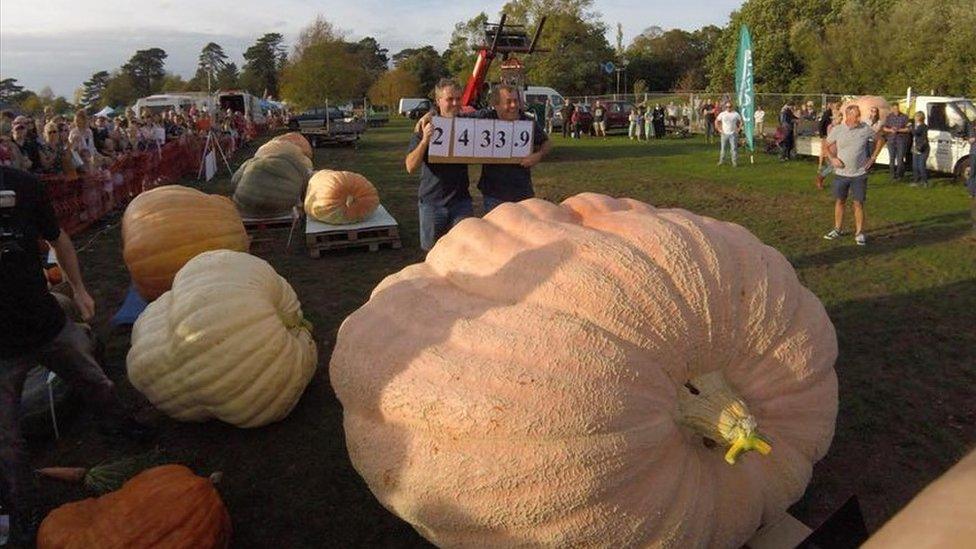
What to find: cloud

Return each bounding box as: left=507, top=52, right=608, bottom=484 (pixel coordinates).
left=0, top=0, right=738, bottom=97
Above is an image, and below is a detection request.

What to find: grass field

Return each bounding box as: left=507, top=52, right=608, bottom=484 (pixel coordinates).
left=32, top=119, right=975, bottom=547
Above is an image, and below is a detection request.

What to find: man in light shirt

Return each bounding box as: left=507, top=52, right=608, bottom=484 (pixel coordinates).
left=714, top=102, right=742, bottom=167
left=822, top=104, right=886, bottom=246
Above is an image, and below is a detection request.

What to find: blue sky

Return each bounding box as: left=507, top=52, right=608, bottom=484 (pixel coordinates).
left=0, top=0, right=742, bottom=97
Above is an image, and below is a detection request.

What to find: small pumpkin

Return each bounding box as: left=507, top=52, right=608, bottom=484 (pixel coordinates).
left=231, top=155, right=307, bottom=218
left=37, top=464, right=231, bottom=549
left=330, top=193, right=838, bottom=548
left=122, top=185, right=249, bottom=301
left=305, top=170, right=379, bottom=224
left=863, top=449, right=976, bottom=548
left=128, top=250, right=317, bottom=428
left=275, top=131, right=313, bottom=160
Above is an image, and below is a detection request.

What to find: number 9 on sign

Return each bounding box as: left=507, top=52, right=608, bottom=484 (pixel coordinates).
left=511, top=120, right=534, bottom=158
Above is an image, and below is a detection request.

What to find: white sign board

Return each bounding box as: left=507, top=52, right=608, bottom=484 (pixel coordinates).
left=474, top=119, right=495, bottom=158
left=428, top=116, right=452, bottom=158
left=492, top=120, right=514, bottom=158
left=452, top=118, right=476, bottom=157
left=511, top=121, right=535, bottom=158
left=205, top=150, right=216, bottom=181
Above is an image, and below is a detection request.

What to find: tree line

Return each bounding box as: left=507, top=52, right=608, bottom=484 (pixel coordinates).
left=1, top=0, right=973, bottom=116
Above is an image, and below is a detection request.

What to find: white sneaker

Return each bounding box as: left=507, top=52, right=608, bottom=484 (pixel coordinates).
left=824, top=228, right=842, bottom=240
left=855, top=233, right=867, bottom=246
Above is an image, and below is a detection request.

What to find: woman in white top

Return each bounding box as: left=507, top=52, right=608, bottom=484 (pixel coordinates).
left=68, top=109, right=97, bottom=157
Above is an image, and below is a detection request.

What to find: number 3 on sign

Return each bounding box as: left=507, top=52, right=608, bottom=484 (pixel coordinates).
left=511, top=120, right=534, bottom=158
left=428, top=116, right=452, bottom=157
left=474, top=119, right=495, bottom=158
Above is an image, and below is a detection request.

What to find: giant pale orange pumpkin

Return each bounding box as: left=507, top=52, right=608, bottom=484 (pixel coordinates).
left=841, top=95, right=890, bottom=125
left=122, top=185, right=249, bottom=301
left=37, top=464, right=232, bottom=549
left=330, top=193, right=838, bottom=548
left=305, top=170, right=379, bottom=224
left=275, top=131, right=313, bottom=160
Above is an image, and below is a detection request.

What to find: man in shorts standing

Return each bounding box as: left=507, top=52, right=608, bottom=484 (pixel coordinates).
left=822, top=104, right=885, bottom=246
left=592, top=101, right=606, bottom=138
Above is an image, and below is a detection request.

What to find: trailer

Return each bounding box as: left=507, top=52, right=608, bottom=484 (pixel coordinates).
left=289, top=103, right=366, bottom=147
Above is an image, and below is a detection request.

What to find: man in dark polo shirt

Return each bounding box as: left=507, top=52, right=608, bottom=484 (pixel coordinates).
left=1, top=166, right=151, bottom=544
left=882, top=102, right=911, bottom=180
left=476, top=84, right=551, bottom=213
left=405, top=79, right=472, bottom=251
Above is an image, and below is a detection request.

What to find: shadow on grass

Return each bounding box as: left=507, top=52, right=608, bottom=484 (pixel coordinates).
left=547, top=138, right=700, bottom=163
left=791, top=211, right=972, bottom=269
left=795, top=278, right=976, bottom=529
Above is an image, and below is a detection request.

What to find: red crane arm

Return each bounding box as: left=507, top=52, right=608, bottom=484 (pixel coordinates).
left=461, top=48, right=495, bottom=108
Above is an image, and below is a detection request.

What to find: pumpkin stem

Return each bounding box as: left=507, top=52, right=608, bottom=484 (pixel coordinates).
left=677, top=371, right=772, bottom=465
left=345, top=195, right=355, bottom=208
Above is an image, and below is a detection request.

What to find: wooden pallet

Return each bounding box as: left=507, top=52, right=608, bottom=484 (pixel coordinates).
left=242, top=206, right=303, bottom=252
left=306, top=205, right=402, bottom=257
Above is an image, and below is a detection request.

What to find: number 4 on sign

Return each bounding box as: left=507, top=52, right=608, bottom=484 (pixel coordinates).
left=428, top=116, right=452, bottom=157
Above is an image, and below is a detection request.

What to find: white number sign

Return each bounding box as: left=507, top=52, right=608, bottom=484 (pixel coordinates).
left=492, top=121, right=514, bottom=158
left=474, top=119, right=495, bottom=158
left=511, top=121, right=534, bottom=158
left=453, top=118, right=475, bottom=157
left=427, top=116, right=452, bottom=157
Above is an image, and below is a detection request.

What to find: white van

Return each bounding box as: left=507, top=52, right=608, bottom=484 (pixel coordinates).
left=398, top=98, right=428, bottom=116
left=524, top=86, right=566, bottom=128
left=217, top=90, right=267, bottom=125
left=134, top=93, right=214, bottom=117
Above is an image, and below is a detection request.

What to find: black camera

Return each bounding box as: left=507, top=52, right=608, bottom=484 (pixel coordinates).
left=1, top=189, right=25, bottom=260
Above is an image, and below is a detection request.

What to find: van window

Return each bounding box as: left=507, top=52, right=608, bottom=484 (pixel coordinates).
left=525, top=94, right=546, bottom=105
left=928, top=103, right=948, bottom=131
left=552, top=96, right=564, bottom=108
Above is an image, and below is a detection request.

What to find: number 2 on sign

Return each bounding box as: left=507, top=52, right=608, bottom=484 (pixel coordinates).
left=427, top=116, right=452, bottom=157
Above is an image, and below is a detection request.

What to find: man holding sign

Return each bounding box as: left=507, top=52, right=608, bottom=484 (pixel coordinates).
left=476, top=84, right=551, bottom=213
left=405, top=79, right=473, bottom=251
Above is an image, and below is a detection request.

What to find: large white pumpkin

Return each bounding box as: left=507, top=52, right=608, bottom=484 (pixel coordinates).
left=127, top=250, right=317, bottom=428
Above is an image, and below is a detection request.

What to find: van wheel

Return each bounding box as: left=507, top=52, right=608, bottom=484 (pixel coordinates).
left=954, top=157, right=972, bottom=183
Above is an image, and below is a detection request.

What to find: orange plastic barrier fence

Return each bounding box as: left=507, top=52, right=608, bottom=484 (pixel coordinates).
left=43, top=133, right=242, bottom=236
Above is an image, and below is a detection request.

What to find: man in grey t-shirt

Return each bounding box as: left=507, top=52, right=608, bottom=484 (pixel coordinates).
left=822, top=104, right=885, bottom=245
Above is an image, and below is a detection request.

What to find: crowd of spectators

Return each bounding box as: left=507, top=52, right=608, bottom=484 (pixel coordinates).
left=0, top=105, right=266, bottom=177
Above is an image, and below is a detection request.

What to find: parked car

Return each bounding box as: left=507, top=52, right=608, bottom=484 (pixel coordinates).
left=398, top=98, right=428, bottom=116
left=596, top=100, right=637, bottom=130
left=407, top=100, right=431, bottom=120
left=572, top=104, right=594, bottom=135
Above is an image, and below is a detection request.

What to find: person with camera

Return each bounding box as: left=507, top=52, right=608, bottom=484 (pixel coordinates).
left=0, top=166, right=153, bottom=544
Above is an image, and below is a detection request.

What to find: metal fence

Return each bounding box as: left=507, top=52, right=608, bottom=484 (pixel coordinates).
left=561, top=91, right=904, bottom=136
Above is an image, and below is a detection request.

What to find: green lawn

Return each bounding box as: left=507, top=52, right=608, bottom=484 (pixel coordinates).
left=34, top=118, right=975, bottom=547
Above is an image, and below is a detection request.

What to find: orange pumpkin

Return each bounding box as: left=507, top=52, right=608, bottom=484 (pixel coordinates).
left=275, top=132, right=313, bottom=159
left=122, top=185, right=249, bottom=301
left=305, top=170, right=379, bottom=224
left=841, top=95, right=890, bottom=124
left=331, top=193, right=838, bottom=548
left=37, top=464, right=232, bottom=549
